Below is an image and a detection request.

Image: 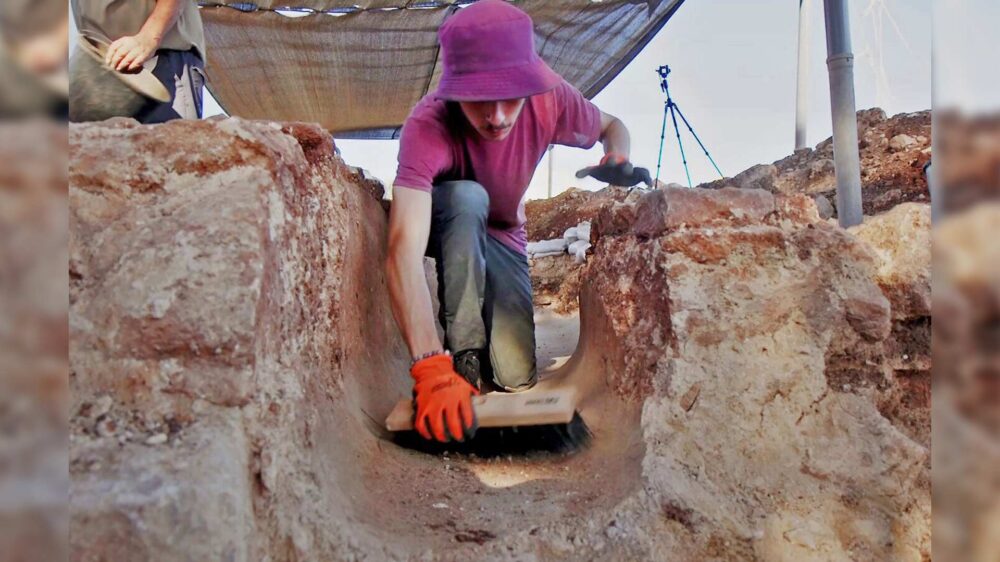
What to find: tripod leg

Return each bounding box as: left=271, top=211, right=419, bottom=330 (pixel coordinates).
left=655, top=101, right=669, bottom=186
left=668, top=101, right=692, bottom=188
left=672, top=103, right=725, bottom=180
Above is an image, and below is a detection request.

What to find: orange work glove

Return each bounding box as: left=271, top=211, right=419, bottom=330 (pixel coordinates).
left=410, top=354, right=479, bottom=442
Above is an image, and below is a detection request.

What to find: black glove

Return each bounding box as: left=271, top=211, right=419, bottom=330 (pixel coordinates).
left=575, top=153, right=652, bottom=188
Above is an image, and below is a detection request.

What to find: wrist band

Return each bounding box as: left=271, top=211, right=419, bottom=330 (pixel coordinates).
left=411, top=349, right=450, bottom=367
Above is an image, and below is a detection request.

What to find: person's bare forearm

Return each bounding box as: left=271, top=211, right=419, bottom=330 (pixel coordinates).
left=139, top=0, right=185, bottom=45
left=386, top=188, right=445, bottom=360
left=601, top=117, right=631, bottom=159
left=386, top=250, right=443, bottom=358
left=385, top=190, right=475, bottom=443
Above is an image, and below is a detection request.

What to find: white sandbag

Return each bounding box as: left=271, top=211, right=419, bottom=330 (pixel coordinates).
left=532, top=250, right=566, bottom=259
left=576, top=221, right=591, bottom=244
left=526, top=238, right=567, bottom=255
left=572, top=242, right=592, bottom=264
left=568, top=239, right=590, bottom=256
left=563, top=226, right=578, bottom=245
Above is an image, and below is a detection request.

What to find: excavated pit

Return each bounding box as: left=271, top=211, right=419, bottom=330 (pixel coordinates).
left=69, top=118, right=931, bottom=561
left=68, top=119, right=650, bottom=560
left=322, top=302, right=646, bottom=554
left=284, top=169, right=646, bottom=553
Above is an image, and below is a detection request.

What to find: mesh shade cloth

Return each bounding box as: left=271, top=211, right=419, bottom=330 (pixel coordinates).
left=204, top=0, right=457, bottom=10
left=201, top=0, right=684, bottom=138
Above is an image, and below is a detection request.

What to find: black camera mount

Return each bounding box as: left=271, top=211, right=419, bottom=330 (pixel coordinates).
left=654, top=65, right=723, bottom=187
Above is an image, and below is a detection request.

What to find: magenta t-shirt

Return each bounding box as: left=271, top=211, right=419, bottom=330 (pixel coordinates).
left=392, top=80, right=603, bottom=254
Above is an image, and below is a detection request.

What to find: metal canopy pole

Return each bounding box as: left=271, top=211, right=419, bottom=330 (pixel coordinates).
left=795, top=0, right=812, bottom=150
left=823, top=0, right=864, bottom=227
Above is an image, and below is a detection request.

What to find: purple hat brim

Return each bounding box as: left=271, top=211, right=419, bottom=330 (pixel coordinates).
left=434, top=58, right=562, bottom=102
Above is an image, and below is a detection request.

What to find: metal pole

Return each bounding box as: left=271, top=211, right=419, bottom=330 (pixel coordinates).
left=547, top=145, right=553, bottom=198
left=667, top=101, right=692, bottom=188
left=655, top=101, right=669, bottom=187
left=672, top=104, right=724, bottom=179
left=823, top=0, right=864, bottom=227
left=795, top=0, right=812, bottom=150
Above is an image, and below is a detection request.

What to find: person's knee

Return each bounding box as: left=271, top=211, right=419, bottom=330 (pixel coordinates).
left=490, top=350, right=537, bottom=393
left=434, top=181, right=489, bottom=221
left=494, top=367, right=537, bottom=393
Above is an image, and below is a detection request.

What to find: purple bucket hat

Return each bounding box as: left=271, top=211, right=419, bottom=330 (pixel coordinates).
left=434, top=0, right=562, bottom=102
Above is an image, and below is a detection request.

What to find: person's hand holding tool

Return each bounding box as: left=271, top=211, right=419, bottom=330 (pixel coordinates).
left=575, top=152, right=652, bottom=187
left=105, top=32, right=159, bottom=73
left=411, top=353, right=479, bottom=442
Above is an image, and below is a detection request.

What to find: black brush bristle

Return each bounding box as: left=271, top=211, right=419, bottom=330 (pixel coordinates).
left=393, top=411, right=592, bottom=457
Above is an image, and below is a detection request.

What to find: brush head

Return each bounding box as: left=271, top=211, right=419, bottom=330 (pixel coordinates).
left=393, top=411, right=591, bottom=457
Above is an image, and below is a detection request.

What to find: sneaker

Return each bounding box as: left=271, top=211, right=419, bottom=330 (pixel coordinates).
left=453, top=350, right=482, bottom=392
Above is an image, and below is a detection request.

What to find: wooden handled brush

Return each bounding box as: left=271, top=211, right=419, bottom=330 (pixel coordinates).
left=385, top=387, right=578, bottom=431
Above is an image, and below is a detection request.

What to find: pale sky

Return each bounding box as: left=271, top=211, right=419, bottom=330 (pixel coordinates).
left=933, top=0, right=1000, bottom=114
left=200, top=0, right=935, bottom=200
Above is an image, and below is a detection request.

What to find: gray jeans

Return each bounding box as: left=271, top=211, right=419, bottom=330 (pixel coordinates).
left=426, top=181, right=537, bottom=392
left=135, top=49, right=205, bottom=124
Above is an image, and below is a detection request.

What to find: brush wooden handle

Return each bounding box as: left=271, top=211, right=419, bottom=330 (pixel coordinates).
left=385, top=388, right=577, bottom=431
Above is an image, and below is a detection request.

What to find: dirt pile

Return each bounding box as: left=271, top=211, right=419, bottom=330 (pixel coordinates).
left=527, top=108, right=932, bottom=312
left=524, top=186, right=633, bottom=242
left=69, top=119, right=929, bottom=560
left=700, top=108, right=931, bottom=216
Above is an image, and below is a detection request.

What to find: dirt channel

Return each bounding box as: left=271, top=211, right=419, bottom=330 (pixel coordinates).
left=320, top=304, right=644, bottom=554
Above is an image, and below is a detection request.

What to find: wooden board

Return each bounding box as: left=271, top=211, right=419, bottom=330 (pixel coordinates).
left=385, top=387, right=578, bottom=432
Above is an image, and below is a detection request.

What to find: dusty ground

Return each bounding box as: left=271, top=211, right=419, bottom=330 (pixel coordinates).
left=349, top=307, right=646, bottom=554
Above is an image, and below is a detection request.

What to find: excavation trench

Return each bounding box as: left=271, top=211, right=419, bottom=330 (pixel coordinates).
left=68, top=120, right=652, bottom=560
left=316, top=289, right=645, bottom=553
left=69, top=119, right=931, bottom=560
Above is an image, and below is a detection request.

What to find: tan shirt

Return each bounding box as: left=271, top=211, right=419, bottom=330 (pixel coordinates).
left=71, top=0, right=206, bottom=60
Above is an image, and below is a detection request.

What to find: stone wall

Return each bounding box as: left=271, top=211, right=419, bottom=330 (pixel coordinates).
left=69, top=118, right=411, bottom=560
left=576, top=187, right=930, bottom=559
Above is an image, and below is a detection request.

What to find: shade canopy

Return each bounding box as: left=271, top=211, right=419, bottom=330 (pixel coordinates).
left=200, top=0, right=685, bottom=138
